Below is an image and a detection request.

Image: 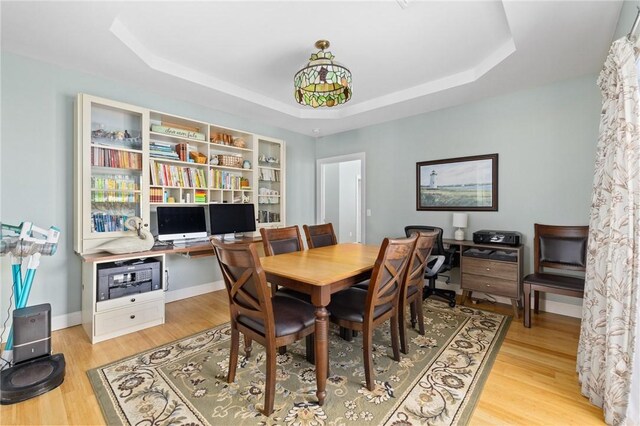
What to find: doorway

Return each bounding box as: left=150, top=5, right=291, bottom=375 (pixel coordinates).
left=316, top=153, right=365, bottom=243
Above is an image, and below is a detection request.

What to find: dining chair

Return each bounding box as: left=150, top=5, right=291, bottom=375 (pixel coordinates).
left=522, top=223, right=588, bottom=327
left=259, top=225, right=312, bottom=357
left=260, top=225, right=305, bottom=256
left=328, top=234, right=417, bottom=390
left=303, top=223, right=337, bottom=248
left=398, top=230, right=438, bottom=353
left=211, top=240, right=316, bottom=416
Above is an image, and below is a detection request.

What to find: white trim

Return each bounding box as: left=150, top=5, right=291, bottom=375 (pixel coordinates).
left=164, top=280, right=225, bottom=303
left=52, top=311, right=82, bottom=331
left=110, top=17, right=515, bottom=120
left=316, top=153, right=366, bottom=244
left=434, top=280, right=582, bottom=319
left=51, top=280, right=225, bottom=331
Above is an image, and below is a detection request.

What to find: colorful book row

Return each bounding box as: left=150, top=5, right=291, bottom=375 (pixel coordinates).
left=91, top=147, right=141, bottom=169
left=209, top=169, right=249, bottom=190
left=91, top=175, right=139, bottom=191
left=150, top=160, right=207, bottom=188
left=91, top=213, right=128, bottom=233
left=91, top=191, right=139, bottom=203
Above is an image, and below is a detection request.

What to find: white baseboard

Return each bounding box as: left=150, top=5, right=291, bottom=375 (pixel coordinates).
left=52, top=311, right=82, bottom=331
left=51, top=279, right=582, bottom=331
left=51, top=280, right=225, bottom=331
left=436, top=281, right=583, bottom=319
left=164, top=280, right=225, bottom=303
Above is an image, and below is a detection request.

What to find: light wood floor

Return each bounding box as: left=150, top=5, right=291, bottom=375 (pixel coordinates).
left=0, top=291, right=604, bottom=425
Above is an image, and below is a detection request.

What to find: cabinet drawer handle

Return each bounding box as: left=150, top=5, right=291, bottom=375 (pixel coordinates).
left=130, top=298, right=136, bottom=303
left=486, top=268, right=491, bottom=271
left=130, top=315, right=136, bottom=319
left=486, top=284, right=491, bottom=287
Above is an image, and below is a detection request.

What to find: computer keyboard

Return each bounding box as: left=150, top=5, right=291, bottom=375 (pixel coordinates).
left=172, top=237, right=210, bottom=246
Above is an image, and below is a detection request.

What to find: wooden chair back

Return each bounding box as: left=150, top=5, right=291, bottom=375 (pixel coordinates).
left=366, top=235, right=417, bottom=320
left=211, top=241, right=275, bottom=337
left=303, top=223, right=338, bottom=249
left=260, top=225, right=304, bottom=256
left=533, top=224, right=589, bottom=273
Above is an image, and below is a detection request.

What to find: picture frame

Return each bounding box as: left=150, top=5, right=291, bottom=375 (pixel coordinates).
left=416, top=153, right=498, bottom=211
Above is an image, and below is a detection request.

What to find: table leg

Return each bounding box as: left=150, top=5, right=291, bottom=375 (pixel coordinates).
left=314, top=306, right=329, bottom=406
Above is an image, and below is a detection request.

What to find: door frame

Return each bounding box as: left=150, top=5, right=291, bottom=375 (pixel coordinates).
left=316, top=152, right=366, bottom=243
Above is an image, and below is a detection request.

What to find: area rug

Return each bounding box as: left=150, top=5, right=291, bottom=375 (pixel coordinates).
left=88, top=300, right=510, bottom=425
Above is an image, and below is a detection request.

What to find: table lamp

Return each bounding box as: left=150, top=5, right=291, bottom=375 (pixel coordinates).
left=452, top=213, right=468, bottom=241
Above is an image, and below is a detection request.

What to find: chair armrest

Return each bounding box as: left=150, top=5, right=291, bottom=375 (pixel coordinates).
left=442, top=246, right=457, bottom=268
left=425, top=255, right=445, bottom=278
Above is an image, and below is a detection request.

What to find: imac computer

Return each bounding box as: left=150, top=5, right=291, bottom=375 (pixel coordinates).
left=209, top=203, right=256, bottom=240
left=156, top=206, right=208, bottom=244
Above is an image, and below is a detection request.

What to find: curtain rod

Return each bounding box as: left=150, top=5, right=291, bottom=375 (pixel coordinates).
left=628, top=6, right=640, bottom=40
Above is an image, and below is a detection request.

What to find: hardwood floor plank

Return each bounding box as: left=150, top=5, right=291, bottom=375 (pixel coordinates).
left=0, top=292, right=605, bottom=425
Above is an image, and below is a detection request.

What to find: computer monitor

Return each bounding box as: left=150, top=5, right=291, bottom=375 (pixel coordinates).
left=209, top=203, right=256, bottom=239
left=156, top=206, right=207, bottom=242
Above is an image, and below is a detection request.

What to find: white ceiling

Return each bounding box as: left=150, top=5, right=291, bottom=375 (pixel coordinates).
left=1, top=1, right=623, bottom=137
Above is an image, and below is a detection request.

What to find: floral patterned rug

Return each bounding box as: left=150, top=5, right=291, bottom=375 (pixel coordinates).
left=88, top=300, right=510, bottom=425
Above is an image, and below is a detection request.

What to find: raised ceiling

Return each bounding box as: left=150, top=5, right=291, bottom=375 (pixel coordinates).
left=1, top=1, right=622, bottom=137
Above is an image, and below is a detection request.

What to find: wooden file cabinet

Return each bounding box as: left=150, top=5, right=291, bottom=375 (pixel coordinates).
left=444, top=239, right=523, bottom=317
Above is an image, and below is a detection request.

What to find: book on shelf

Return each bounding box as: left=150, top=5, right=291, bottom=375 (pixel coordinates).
left=176, top=143, right=188, bottom=162
left=195, top=189, right=206, bottom=203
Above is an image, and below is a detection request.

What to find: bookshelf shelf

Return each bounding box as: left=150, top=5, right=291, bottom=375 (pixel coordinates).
left=90, top=143, right=143, bottom=154
left=149, top=157, right=209, bottom=167
left=258, top=165, right=281, bottom=171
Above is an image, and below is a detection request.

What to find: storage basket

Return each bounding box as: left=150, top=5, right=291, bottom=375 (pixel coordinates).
left=217, top=154, right=242, bottom=168
left=189, top=151, right=207, bottom=164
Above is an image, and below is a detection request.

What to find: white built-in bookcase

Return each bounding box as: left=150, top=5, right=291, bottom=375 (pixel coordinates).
left=74, top=93, right=285, bottom=255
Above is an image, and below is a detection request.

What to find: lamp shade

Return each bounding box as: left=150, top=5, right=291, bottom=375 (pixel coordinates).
left=294, top=40, right=352, bottom=108
left=452, top=213, right=468, bottom=228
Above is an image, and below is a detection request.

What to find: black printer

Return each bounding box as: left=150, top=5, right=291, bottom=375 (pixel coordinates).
left=473, top=230, right=521, bottom=246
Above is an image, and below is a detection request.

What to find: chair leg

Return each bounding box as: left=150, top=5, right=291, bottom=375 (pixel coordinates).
left=399, top=298, right=409, bottom=355
left=305, top=334, right=315, bottom=364
left=390, top=313, right=401, bottom=362
left=363, top=325, right=374, bottom=391
left=262, top=345, right=276, bottom=416
left=415, top=298, right=425, bottom=335
left=340, top=326, right=353, bottom=342
left=409, top=300, right=417, bottom=329
left=524, top=283, right=532, bottom=328
left=228, top=326, right=239, bottom=382
left=534, top=290, right=540, bottom=314
left=244, top=335, right=253, bottom=360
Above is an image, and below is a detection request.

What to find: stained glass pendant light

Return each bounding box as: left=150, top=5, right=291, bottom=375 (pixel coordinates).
left=294, top=40, right=352, bottom=108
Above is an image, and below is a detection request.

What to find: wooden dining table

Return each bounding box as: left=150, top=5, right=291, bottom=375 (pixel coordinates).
left=259, top=242, right=380, bottom=406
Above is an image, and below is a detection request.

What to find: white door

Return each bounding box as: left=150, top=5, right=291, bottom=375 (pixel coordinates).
left=317, top=153, right=366, bottom=243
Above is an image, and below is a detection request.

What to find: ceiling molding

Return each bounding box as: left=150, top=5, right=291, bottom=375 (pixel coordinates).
left=111, top=15, right=515, bottom=121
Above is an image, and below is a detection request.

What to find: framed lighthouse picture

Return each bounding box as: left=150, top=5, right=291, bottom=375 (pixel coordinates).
left=416, top=154, right=498, bottom=211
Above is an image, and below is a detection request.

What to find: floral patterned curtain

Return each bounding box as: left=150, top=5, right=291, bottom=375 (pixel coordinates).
left=577, top=37, right=640, bottom=425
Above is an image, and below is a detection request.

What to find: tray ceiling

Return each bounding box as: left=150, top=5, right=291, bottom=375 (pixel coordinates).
left=1, top=1, right=622, bottom=136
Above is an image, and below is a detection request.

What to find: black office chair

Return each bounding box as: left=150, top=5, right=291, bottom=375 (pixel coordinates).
left=404, top=226, right=457, bottom=307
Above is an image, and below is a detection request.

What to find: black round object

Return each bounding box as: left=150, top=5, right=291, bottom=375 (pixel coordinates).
left=0, top=353, right=65, bottom=405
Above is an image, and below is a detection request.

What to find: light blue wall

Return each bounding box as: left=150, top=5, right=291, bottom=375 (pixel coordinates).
left=315, top=75, right=601, bottom=310
left=0, top=52, right=316, bottom=320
